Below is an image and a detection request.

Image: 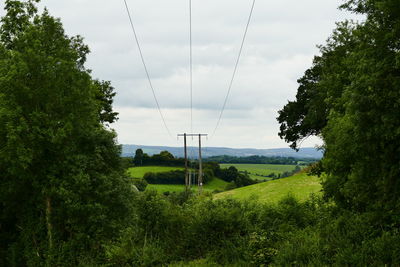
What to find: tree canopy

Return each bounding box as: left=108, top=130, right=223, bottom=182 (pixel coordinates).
left=277, top=0, right=400, bottom=215
left=0, top=1, right=134, bottom=265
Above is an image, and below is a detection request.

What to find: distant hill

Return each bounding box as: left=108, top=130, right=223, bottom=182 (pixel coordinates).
left=121, top=144, right=322, bottom=159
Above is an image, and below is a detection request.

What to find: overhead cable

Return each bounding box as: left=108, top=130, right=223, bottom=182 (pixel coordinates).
left=123, top=0, right=173, bottom=138
left=211, top=0, right=256, bottom=138
left=189, top=0, right=193, bottom=134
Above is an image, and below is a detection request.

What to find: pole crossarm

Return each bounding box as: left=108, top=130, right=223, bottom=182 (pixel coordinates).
left=177, top=134, right=208, bottom=137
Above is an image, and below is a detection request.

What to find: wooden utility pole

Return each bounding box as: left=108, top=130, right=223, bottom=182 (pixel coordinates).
left=178, top=133, right=207, bottom=194
left=183, top=133, right=188, bottom=192
left=198, top=134, right=203, bottom=194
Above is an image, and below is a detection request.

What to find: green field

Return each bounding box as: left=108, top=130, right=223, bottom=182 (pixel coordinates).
left=220, top=163, right=298, bottom=180
left=147, top=177, right=229, bottom=193
left=214, top=172, right=322, bottom=204
left=128, top=166, right=229, bottom=193
left=127, top=166, right=184, bottom=178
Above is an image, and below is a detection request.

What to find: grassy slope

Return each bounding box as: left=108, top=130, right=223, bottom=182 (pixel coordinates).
left=214, top=172, right=322, bottom=204
left=220, top=163, right=298, bottom=181
left=220, top=163, right=297, bottom=174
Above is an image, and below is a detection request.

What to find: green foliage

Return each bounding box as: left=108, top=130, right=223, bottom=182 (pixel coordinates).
left=216, top=166, right=256, bottom=189
left=276, top=60, right=328, bottom=150
left=133, top=148, right=144, bottom=166
left=273, top=209, right=400, bottom=266
left=275, top=0, right=400, bottom=253
left=144, top=170, right=186, bottom=184
left=146, top=177, right=229, bottom=193
left=205, top=155, right=316, bottom=165
left=133, top=148, right=185, bottom=167
left=106, top=192, right=255, bottom=265
left=0, top=1, right=134, bottom=265
left=104, top=191, right=400, bottom=266
left=277, top=0, right=400, bottom=215
left=2, top=0, right=399, bottom=265
left=144, top=169, right=213, bottom=185
left=132, top=178, right=148, bottom=191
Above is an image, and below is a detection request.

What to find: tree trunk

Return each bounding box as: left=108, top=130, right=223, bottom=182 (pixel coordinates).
left=45, top=197, right=53, bottom=251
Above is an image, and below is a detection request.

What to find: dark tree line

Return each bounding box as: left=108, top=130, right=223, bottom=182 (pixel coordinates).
left=205, top=155, right=316, bottom=165
left=202, top=163, right=256, bottom=188
left=144, top=170, right=186, bottom=184
left=133, top=149, right=185, bottom=166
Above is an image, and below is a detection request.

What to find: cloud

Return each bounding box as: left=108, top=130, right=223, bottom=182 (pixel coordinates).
left=0, top=0, right=363, bottom=148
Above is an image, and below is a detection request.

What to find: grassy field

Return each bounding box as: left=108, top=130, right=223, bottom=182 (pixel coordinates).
left=214, top=172, right=322, bottom=204
left=220, top=163, right=298, bottom=180
left=147, top=177, right=228, bottom=193
left=128, top=166, right=229, bottom=193
left=127, top=166, right=184, bottom=178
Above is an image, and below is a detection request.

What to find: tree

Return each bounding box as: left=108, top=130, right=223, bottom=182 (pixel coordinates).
left=159, top=150, right=174, bottom=161
left=0, top=1, right=134, bottom=265
left=277, top=0, right=400, bottom=217
left=134, top=148, right=144, bottom=166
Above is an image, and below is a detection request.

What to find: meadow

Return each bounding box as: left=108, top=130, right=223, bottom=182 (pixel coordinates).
left=220, top=163, right=298, bottom=180
left=127, top=166, right=185, bottom=178
left=147, top=177, right=228, bottom=193
left=128, top=166, right=229, bottom=193
left=215, top=172, right=322, bottom=203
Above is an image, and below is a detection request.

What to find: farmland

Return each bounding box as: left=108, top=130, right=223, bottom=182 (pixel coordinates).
left=214, top=172, right=322, bottom=204
left=147, top=177, right=228, bottom=193
left=220, top=163, right=299, bottom=180
left=127, top=166, right=185, bottom=178
left=127, top=166, right=228, bottom=193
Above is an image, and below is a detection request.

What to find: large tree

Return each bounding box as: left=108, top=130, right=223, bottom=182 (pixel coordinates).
left=0, top=1, right=134, bottom=265
left=277, top=0, right=400, bottom=216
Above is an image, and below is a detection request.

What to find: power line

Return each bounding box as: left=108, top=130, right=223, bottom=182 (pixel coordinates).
left=123, top=0, right=173, bottom=138
left=211, top=0, right=256, bottom=138
left=189, top=0, right=193, bottom=134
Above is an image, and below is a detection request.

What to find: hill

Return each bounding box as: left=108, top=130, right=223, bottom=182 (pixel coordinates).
left=214, top=172, right=322, bottom=204
left=220, top=163, right=299, bottom=181
left=122, top=144, right=322, bottom=159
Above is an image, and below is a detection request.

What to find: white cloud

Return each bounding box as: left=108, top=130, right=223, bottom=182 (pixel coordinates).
left=0, top=0, right=363, bottom=148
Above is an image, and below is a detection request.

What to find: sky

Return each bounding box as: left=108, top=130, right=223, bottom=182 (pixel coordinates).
left=0, top=0, right=361, bottom=149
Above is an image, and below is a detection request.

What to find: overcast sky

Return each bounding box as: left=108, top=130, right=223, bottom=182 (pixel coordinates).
left=0, top=0, right=361, bottom=149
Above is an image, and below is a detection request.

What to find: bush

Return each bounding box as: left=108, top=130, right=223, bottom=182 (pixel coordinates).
left=144, top=170, right=185, bottom=184
left=143, top=169, right=214, bottom=185
left=105, top=191, right=400, bottom=266
left=132, top=178, right=148, bottom=191
left=225, top=182, right=237, bottom=191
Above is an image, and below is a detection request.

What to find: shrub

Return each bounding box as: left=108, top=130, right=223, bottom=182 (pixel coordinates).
left=132, top=178, right=148, bottom=191
left=143, top=170, right=185, bottom=184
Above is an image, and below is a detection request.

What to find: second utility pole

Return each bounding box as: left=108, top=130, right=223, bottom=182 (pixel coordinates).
left=198, top=134, right=203, bottom=194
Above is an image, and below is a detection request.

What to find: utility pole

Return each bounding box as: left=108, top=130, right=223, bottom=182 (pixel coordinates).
left=184, top=133, right=188, bottom=193
left=198, top=134, right=203, bottom=194
left=178, top=133, right=207, bottom=194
